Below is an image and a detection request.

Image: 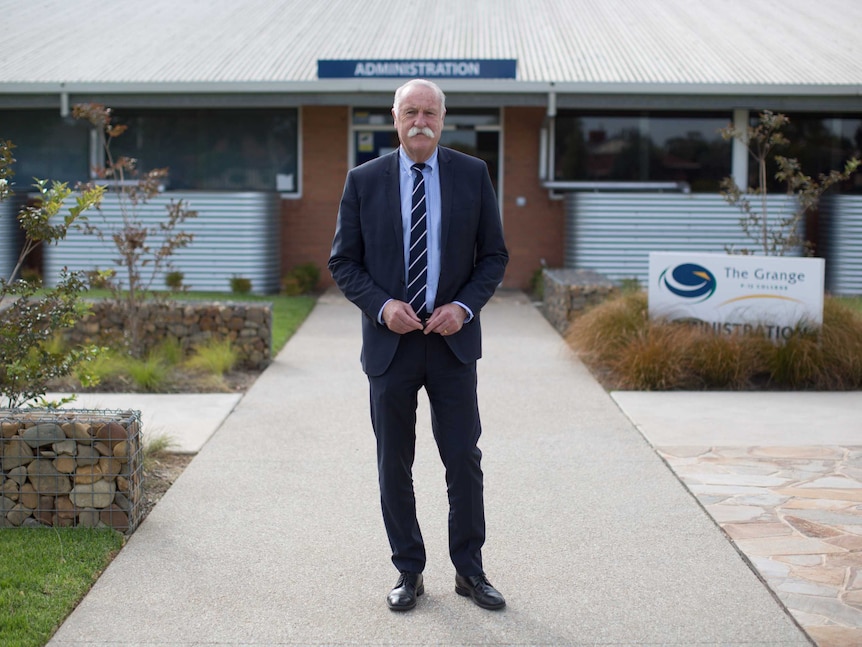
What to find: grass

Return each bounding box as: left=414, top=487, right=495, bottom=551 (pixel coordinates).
left=567, top=291, right=862, bottom=390
left=0, top=528, right=124, bottom=647
left=185, top=339, right=238, bottom=377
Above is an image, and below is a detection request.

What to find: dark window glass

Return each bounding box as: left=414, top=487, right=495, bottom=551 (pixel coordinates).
left=111, top=109, right=299, bottom=191
left=751, top=113, right=862, bottom=194
left=554, top=111, right=732, bottom=192
left=0, top=110, right=90, bottom=188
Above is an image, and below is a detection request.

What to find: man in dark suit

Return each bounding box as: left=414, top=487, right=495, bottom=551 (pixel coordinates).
left=328, top=79, right=509, bottom=612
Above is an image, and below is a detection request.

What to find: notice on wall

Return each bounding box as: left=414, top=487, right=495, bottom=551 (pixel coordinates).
left=648, top=252, right=825, bottom=341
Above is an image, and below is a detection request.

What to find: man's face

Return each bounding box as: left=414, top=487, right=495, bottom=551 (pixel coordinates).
left=392, top=84, right=445, bottom=163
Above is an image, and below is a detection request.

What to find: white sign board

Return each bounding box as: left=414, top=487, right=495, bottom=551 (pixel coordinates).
left=648, top=252, right=825, bottom=341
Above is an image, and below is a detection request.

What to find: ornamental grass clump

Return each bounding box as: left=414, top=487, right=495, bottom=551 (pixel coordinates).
left=124, top=351, right=172, bottom=392
left=683, top=329, right=757, bottom=390
left=566, top=291, right=862, bottom=391
left=607, top=324, right=691, bottom=390
left=185, top=339, right=238, bottom=377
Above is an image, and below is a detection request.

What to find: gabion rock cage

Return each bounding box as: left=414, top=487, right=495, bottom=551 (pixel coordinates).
left=0, top=408, right=143, bottom=533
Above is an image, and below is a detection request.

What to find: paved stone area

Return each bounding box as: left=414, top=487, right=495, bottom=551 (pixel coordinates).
left=658, top=445, right=862, bottom=647
left=612, top=390, right=862, bottom=647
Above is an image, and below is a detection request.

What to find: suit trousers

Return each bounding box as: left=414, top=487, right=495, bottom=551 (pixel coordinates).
left=368, top=327, right=485, bottom=577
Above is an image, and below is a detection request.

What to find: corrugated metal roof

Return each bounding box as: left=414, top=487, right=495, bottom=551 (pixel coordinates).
left=0, top=0, right=860, bottom=89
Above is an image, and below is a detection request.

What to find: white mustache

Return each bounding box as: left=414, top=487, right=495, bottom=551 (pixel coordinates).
left=408, top=127, right=435, bottom=138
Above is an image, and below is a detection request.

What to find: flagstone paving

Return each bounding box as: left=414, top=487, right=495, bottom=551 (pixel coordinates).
left=658, top=445, right=862, bottom=647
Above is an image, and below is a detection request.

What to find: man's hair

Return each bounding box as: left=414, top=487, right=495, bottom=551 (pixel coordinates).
left=392, top=79, right=447, bottom=117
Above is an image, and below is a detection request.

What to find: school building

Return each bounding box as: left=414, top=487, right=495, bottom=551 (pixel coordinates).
left=1, top=0, right=860, bottom=294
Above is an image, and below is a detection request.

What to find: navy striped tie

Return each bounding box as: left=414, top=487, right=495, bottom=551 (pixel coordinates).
left=407, top=163, right=427, bottom=314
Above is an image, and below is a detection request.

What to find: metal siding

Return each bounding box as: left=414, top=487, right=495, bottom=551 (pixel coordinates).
left=824, top=195, right=862, bottom=296
left=43, top=192, right=281, bottom=294
left=565, top=193, right=801, bottom=286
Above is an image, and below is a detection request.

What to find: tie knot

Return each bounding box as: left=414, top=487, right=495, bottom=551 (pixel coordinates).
left=411, top=163, right=426, bottom=174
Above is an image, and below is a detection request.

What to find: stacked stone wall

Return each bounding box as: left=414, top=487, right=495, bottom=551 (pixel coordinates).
left=541, top=268, right=618, bottom=335
left=0, top=409, right=143, bottom=533
left=66, top=300, right=272, bottom=369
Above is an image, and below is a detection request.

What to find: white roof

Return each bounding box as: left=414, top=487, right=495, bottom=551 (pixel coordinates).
left=1, top=0, right=860, bottom=94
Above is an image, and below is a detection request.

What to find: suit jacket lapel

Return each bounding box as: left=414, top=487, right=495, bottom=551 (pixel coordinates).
left=382, top=151, right=404, bottom=266
left=438, top=147, right=454, bottom=258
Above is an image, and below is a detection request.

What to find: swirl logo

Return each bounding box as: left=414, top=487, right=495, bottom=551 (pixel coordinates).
left=659, top=263, right=717, bottom=302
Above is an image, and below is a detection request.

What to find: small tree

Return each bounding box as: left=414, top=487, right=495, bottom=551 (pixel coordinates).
left=71, top=103, right=197, bottom=356
left=720, top=110, right=860, bottom=256
left=0, top=140, right=104, bottom=407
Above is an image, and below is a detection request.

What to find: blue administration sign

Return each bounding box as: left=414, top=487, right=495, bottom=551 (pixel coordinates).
left=317, top=59, right=517, bottom=79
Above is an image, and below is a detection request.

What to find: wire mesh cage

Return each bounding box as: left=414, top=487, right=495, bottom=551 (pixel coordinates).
left=0, top=408, right=144, bottom=533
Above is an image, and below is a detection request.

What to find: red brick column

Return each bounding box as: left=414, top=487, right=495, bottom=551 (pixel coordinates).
left=280, top=106, right=349, bottom=288
left=501, top=107, right=565, bottom=290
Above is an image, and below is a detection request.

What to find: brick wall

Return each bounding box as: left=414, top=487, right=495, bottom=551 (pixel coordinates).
left=502, top=107, right=565, bottom=290
left=281, top=106, right=349, bottom=289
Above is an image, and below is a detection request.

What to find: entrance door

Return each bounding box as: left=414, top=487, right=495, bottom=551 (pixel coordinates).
left=351, top=108, right=501, bottom=195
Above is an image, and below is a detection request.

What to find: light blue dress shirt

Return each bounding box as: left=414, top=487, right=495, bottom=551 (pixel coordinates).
left=399, top=147, right=441, bottom=313
left=377, top=147, right=474, bottom=324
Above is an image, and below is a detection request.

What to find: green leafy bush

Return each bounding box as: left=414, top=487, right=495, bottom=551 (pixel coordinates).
left=230, top=275, right=252, bottom=295
left=165, top=271, right=185, bottom=291
left=0, top=141, right=104, bottom=407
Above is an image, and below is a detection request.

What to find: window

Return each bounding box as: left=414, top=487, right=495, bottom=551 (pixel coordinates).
left=0, top=110, right=90, bottom=187
left=752, top=112, right=862, bottom=194
left=554, top=111, right=732, bottom=192
left=110, top=109, right=299, bottom=192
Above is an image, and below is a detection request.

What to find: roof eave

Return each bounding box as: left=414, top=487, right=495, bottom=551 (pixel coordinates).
left=1, top=80, right=859, bottom=97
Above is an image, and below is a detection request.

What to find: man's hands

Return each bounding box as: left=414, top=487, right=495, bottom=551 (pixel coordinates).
left=382, top=300, right=467, bottom=336
left=382, top=300, right=423, bottom=334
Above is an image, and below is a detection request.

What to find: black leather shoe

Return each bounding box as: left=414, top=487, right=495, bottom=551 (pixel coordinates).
left=455, top=573, right=506, bottom=610
left=387, top=572, right=424, bottom=611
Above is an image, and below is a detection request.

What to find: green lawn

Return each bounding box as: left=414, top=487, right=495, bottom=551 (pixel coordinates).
left=0, top=291, right=316, bottom=646
left=0, top=529, right=124, bottom=647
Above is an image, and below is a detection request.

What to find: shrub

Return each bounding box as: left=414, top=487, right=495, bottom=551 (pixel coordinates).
left=0, top=144, right=104, bottom=406
left=230, top=275, right=252, bottom=295
left=165, top=271, right=185, bottom=291
left=282, top=262, right=319, bottom=295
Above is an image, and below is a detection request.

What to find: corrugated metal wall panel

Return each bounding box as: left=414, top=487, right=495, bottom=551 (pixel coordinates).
left=0, top=197, right=23, bottom=281
left=565, top=193, right=801, bottom=286
left=824, top=195, right=862, bottom=296
left=43, top=192, right=281, bottom=294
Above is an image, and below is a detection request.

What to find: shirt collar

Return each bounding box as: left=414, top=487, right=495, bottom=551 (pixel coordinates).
left=399, top=147, right=438, bottom=174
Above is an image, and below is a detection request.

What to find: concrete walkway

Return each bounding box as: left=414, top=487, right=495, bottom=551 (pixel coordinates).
left=48, top=289, right=813, bottom=646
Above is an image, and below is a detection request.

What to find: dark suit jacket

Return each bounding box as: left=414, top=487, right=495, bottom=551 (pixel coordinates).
left=329, top=147, right=509, bottom=376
